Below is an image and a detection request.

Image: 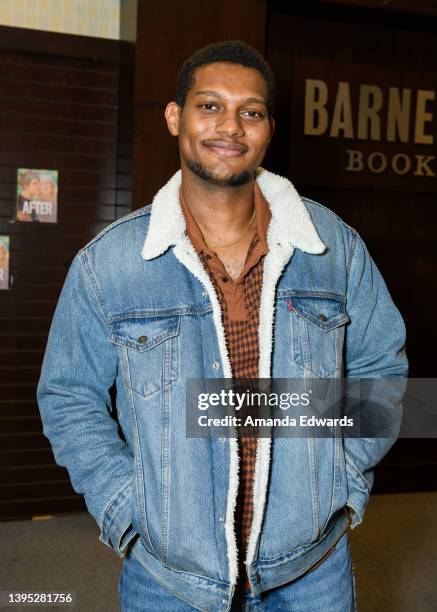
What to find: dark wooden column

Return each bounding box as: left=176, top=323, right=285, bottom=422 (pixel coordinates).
left=132, top=0, right=267, bottom=208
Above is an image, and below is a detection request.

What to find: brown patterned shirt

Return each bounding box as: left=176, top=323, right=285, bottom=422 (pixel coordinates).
left=179, top=182, right=271, bottom=591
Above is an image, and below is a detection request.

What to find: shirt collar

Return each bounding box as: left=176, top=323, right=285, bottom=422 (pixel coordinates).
left=178, top=181, right=271, bottom=255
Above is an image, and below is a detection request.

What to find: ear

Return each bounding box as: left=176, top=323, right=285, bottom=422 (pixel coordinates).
left=165, top=101, right=181, bottom=136
left=269, top=117, right=276, bottom=139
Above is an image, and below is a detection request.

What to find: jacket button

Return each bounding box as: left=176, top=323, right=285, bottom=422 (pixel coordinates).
left=137, top=335, right=148, bottom=343
left=318, top=314, right=327, bottom=322
left=212, top=361, right=220, bottom=369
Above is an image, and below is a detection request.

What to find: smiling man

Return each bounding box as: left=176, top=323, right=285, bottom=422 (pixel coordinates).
left=37, top=41, right=408, bottom=611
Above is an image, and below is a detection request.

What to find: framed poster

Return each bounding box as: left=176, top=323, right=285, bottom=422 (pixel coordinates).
left=0, top=236, right=10, bottom=290
left=16, top=168, right=58, bottom=223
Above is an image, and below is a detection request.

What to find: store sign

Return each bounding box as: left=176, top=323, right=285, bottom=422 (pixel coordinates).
left=291, top=60, right=436, bottom=191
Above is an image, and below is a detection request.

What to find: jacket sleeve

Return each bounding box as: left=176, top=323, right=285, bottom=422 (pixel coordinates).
left=343, top=229, right=408, bottom=529
left=37, top=250, right=138, bottom=557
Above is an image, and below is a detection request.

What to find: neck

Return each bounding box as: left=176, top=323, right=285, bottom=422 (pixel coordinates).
left=180, top=164, right=255, bottom=241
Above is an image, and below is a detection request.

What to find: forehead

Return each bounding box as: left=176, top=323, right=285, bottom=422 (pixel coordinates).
left=189, top=62, right=267, bottom=100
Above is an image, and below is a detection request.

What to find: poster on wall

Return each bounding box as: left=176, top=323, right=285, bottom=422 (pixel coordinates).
left=16, top=168, right=58, bottom=223
left=0, top=236, right=10, bottom=290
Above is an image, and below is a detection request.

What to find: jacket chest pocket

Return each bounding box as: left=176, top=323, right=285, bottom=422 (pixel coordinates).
left=288, top=295, right=349, bottom=378
left=108, top=316, right=180, bottom=398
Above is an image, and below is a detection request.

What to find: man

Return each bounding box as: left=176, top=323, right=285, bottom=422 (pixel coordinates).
left=37, top=41, right=408, bottom=611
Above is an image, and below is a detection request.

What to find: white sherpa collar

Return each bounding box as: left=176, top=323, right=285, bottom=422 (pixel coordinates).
left=141, top=167, right=326, bottom=259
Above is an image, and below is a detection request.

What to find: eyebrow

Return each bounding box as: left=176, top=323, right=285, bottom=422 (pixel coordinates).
left=194, top=90, right=267, bottom=105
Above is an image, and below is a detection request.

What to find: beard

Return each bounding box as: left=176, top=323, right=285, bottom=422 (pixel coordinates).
left=185, top=159, right=255, bottom=187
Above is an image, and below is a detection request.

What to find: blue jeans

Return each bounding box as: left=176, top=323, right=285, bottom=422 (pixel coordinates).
left=118, top=531, right=357, bottom=611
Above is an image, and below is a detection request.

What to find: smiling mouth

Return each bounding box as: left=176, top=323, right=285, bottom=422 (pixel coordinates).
left=202, top=140, right=248, bottom=158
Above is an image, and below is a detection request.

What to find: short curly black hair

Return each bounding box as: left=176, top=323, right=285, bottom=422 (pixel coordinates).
left=175, top=40, right=275, bottom=117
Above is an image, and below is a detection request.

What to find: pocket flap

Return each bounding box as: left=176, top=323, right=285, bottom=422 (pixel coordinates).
left=109, top=316, right=180, bottom=352
left=290, top=296, right=349, bottom=331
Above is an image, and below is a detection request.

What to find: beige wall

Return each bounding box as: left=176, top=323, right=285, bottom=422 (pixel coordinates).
left=0, top=0, right=121, bottom=39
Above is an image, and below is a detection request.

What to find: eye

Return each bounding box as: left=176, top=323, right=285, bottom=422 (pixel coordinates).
left=199, top=103, right=219, bottom=111
left=242, top=110, right=265, bottom=119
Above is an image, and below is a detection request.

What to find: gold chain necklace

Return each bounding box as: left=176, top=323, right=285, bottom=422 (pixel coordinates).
left=204, top=208, right=256, bottom=248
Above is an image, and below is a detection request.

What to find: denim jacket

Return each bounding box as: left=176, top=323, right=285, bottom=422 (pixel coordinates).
left=37, top=168, right=408, bottom=611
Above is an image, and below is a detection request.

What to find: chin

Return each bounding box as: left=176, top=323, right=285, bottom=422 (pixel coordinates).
left=185, top=158, right=255, bottom=188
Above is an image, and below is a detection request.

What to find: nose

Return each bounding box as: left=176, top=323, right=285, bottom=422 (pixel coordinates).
left=216, top=111, right=245, bottom=138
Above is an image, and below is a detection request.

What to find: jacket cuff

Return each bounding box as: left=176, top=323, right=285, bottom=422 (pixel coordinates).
left=99, top=479, right=138, bottom=557
left=345, top=456, right=370, bottom=529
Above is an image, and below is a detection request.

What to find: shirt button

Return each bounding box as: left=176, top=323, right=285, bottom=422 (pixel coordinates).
left=318, top=314, right=327, bottom=322
left=212, top=361, right=220, bottom=370
left=137, top=336, right=148, bottom=343
left=219, top=516, right=224, bottom=523
left=202, top=290, right=208, bottom=297
left=222, top=276, right=228, bottom=282
left=222, top=599, right=226, bottom=605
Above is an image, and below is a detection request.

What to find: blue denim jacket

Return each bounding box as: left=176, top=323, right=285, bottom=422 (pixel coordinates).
left=37, top=168, right=408, bottom=611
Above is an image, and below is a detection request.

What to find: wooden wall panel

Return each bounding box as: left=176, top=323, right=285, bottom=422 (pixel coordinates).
left=0, top=27, right=134, bottom=520
left=266, top=2, right=437, bottom=493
